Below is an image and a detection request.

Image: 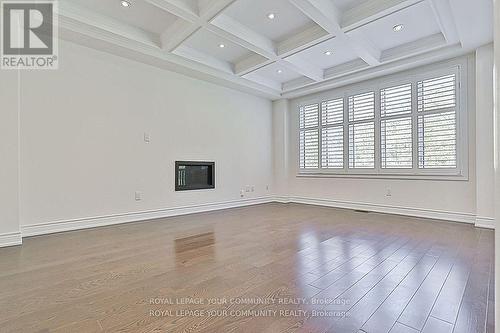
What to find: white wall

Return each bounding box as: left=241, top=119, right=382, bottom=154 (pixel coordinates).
left=274, top=54, right=488, bottom=223
left=0, top=70, right=21, bottom=245
left=475, top=44, right=495, bottom=227
left=19, top=40, right=273, bottom=233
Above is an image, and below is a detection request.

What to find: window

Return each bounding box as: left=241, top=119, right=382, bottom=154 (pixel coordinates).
left=297, top=64, right=466, bottom=179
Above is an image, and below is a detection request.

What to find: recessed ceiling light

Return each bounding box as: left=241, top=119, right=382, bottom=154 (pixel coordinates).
left=393, top=24, right=404, bottom=32
left=219, top=43, right=225, bottom=48
left=276, top=69, right=283, bottom=74
left=324, top=50, right=333, bottom=56
left=120, top=0, right=131, bottom=7
left=267, top=13, right=276, bottom=20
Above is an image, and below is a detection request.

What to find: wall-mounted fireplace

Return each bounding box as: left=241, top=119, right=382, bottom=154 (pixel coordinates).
left=175, top=161, right=215, bottom=191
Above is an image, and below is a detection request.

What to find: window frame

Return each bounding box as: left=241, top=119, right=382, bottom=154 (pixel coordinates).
left=296, top=60, right=468, bottom=180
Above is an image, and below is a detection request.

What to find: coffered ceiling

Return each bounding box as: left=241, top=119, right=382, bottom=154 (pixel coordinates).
left=58, top=0, right=493, bottom=99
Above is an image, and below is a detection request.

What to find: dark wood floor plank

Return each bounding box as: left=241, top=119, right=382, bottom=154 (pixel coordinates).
left=429, top=228, right=480, bottom=324
left=285, top=238, right=426, bottom=333
left=390, top=322, right=419, bottom=333
left=454, top=230, right=494, bottom=333
left=309, top=236, right=403, bottom=289
left=324, top=246, right=440, bottom=332
left=395, top=231, right=465, bottom=330
left=486, top=258, right=495, bottom=333
left=421, top=316, right=453, bottom=333
left=360, top=249, right=446, bottom=333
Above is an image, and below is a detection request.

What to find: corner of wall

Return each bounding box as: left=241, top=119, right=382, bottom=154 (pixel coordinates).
left=0, top=232, right=22, bottom=247
left=0, top=69, right=21, bottom=248
left=272, top=99, right=290, bottom=198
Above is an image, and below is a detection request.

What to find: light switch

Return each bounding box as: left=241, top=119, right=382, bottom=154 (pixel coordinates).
left=135, top=191, right=142, bottom=201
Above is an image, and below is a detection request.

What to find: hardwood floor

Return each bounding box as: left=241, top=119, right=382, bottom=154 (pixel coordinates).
left=0, top=203, right=494, bottom=333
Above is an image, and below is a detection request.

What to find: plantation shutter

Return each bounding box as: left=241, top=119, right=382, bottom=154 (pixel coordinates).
left=418, top=111, right=457, bottom=168
left=321, top=98, right=344, bottom=168
left=322, top=98, right=344, bottom=125
left=381, top=117, right=413, bottom=168
left=348, top=91, right=375, bottom=121
left=299, top=104, right=319, bottom=169
left=349, top=123, right=375, bottom=168
left=381, top=83, right=412, bottom=117
left=380, top=83, right=413, bottom=168
left=348, top=92, right=375, bottom=168
left=417, top=74, right=456, bottom=112
left=417, top=74, right=457, bottom=168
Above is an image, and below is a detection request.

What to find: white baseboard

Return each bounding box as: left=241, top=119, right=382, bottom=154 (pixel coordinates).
left=21, top=196, right=274, bottom=237
left=0, top=232, right=22, bottom=248
left=475, top=216, right=495, bottom=229
left=277, top=196, right=477, bottom=224
left=17, top=195, right=492, bottom=239
left=273, top=196, right=291, bottom=203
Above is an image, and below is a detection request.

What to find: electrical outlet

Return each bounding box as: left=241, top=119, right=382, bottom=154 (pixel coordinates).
left=240, top=190, right=245, bottom=197
left=245, top=185, right=251, bottom=192
left=251, top=185, right=255, bottom=192
left=266, top=185, right=269, bottom=191
left=144, top=132, right=151, bottom=143
left=135, top=191, right=142, bottom=201
left=385, top=189, right=392, bottom=197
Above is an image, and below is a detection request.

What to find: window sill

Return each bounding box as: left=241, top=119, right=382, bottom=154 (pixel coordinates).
left=296, top=172, right=468, bottom=181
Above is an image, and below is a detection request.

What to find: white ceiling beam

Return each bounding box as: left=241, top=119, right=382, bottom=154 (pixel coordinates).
left=173, top=45, right=234, bottom=73
left=282, top=77, right=316, bottom=92
left=342, top=0, right=424, bottom=31
left=342, top=32, right=381, bottom=66
left=282, top=44, right=465, bottom=98
left=198, top=0, right=237, bottom=21
left=281, top=57, right=324, bottom=81
left=242, top=73, right=283, bottom=92
left=160, top=20, right=200, bottom=52
left=233, top=24, right=330, bottom=77
left=58, top=0, right=486, bottom=99
left=323, top=58, right=369, bottom=80
left=59, top=2, right=161, bottom=47
left=427, top=0, right=460, bottom=44
left=380, top=33, right=447, bottom=62
left=146, top=0, right=203, bottom=52
left=234, top=54, right=272, bottom=76
left=58, top=7, right=282, bottom=99
left=289, top=0, right=343, bottom=35
left=210, top=12, right=328, bottom=85
left=144, top=0, right=200, bottom=23
left=156, top=0, right=239, bottom=52
left=277, top=24, right=330, bottom=57
left=289, top=0, right=381, bottom=65
left=208, top=15, right=276, bottom=58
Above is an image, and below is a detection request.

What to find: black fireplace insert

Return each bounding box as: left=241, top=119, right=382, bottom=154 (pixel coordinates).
left=175, top=161, right=215, bottom=191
